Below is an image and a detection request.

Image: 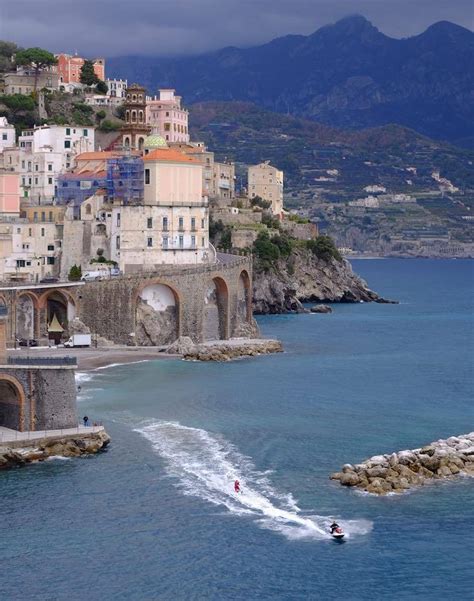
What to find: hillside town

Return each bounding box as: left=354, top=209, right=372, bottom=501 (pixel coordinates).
left=0, top=51, right=298, bottom=285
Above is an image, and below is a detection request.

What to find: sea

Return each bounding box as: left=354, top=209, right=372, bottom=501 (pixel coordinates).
left=1, top=259, right=473, bottom=601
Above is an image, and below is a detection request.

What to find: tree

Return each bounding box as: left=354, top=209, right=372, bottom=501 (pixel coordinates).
left=306, top=235, right=342, bottom=262
left=0, top=93, right=35, bottom=116
left=80, top=60, right=99, bottom=86
left=95, top=80, right=108, bottom=95
left=15, top=47, right=57, bottom=92
left=68, top=264, right=82, bottom=281
left=0, top=41, right=20, bottom=73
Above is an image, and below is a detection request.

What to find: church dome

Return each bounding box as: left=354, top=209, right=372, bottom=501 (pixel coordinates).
left=143, top=135, right=169, bottom=150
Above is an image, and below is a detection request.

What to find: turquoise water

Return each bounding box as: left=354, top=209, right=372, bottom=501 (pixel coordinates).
left=1, top=259, right=473, bottom=600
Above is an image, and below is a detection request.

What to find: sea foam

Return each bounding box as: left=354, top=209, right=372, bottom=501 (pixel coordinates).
left=134, top=420, right=372, bottom=541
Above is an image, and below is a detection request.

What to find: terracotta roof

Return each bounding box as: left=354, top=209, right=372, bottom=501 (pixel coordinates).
left=76, top=151, right=139, bottom=160
left=143, top=149, right=200, bottom=164
left=62, top=170, right=107, bottom=179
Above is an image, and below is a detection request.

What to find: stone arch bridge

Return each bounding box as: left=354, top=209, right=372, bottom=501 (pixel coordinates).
left=0, top=254, right=255, bottom=346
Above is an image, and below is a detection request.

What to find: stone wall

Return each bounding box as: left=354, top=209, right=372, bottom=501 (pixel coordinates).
left=0, top=365, right=77, bottom=431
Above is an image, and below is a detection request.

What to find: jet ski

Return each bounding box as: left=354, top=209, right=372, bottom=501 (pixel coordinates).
left=330, top=524, right=345, bottom=539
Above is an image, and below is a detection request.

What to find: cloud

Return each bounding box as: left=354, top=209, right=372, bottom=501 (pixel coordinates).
left=1, top=0, right=472, bottom=57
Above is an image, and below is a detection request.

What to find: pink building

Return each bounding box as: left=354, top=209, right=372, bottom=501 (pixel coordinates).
left=146, top=89, right=189, bottom=143
left=0, top=172, right=20, bottom=215
left=56, top=54, right=105, bottom=84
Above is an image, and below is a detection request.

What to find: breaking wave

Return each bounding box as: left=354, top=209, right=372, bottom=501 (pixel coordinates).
left=134, top=420, right=372, bottom=541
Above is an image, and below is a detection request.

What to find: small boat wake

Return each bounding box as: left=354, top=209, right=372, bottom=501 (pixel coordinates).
left=134, top=420, right=372, bottom=542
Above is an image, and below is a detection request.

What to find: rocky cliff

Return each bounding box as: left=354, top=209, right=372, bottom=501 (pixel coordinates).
left=252, top=251, right=380, bottom=313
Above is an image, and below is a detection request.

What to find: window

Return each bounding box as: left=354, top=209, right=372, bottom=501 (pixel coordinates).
left=191, top=217, right=196, bottom=231
left=22, top=177, right=26, bottom=185
left=48, top=177, right=53, bottom=185
left=47, top=257, right=55, bottom=265
left=201, top=237, right=205, bottom=247
left=64, top=140, right=71, bottom=148
left=116, top=213, right=121, bottom=226
left=179, top=235, right=184, bottom=249
left=191, top=235, right=196, bottom=248
left=47, top=244, right=54, bottom=251
left=83, top=129, right=88, bottom=137
left=34, top=177, right=38, bottom=185
left=163, top=236, right=168, bottom=249
left=178, top=217, right=184, bottom=230
left=201, top=218, right=205, bottom=229
left=145, top=169, right=150, bottom=185
left=1, top=134, right=6, bottom=140
left=21, top=161, right=25, bottom=169
left=66, top=128, right=71, bottom=135
left=116, top=236, right=120, bottom=250
left=163, top=216, right=168, bottom=231
left=147, top=237, right=153, bottom=247
left=147, top=217, right=152, bottom=228
left=28, top=228, right=32, bottom=236
left=16, top=228, right=21, bottom=234
left=49, top=211, right=53, bottom=221
left=41, top=228, right=45, bottom=237
left=166, top=111, right=169, bottom=117
left=164, top=123, right=171, bottom=131
left=16, top=260, right=26, bottom=268
left=41, top=211, right=45, bottom=221
left=35, top=164, right=38, bottom=171
left=33, top=212, right=38, bottom=222
left=48, top=164, right=52, bottom=171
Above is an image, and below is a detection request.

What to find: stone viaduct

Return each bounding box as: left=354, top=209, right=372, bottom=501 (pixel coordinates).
left=0, top=254, right=255, bottom=346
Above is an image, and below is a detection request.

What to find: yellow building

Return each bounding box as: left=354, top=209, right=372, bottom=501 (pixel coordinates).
left=248, top=161, right=284, bottom=216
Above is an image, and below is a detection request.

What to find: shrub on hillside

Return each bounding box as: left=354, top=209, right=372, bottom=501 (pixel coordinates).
left=68, top=264, right=82, bottom=281
left=306, top=235, right=342, bottom=262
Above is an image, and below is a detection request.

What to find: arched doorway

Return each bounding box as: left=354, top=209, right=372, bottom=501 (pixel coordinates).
left=0, top=376, right=25, bottom=431
left=16, top=293, right=36, bottom=340
left=44, top=291, right=76, bottom=343
left=238, top=270, right=252, bottom=323
left=204, top=277, right=229, bottom=340
left=135, top=283, right=179, bottom=346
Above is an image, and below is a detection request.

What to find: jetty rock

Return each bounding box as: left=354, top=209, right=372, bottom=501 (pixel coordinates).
left=310, top=304, right=333, bottom=313
left=0, top=430, right=111, bottom=470
left=330, top=432, right=474, bottom=495
left=182, top=338, right=283, bottom=362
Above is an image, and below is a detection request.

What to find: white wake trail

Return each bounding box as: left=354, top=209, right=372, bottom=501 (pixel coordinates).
left=134, top=421, right=372, bottom=541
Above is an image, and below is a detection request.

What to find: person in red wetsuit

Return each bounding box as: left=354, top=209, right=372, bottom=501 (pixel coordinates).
left=234, top=479, right=241, bottom=493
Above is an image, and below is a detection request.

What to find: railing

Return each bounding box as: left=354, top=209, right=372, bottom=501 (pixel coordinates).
left=7, top=356, right=77, bottom=366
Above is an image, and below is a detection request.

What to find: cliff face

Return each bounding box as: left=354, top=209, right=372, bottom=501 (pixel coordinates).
left=252, top=251, right=378, bottom=313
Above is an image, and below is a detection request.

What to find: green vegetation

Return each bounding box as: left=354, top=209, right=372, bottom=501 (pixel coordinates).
left=0, top=93, right=36, bottom=132
left=71, top=101, right=94, bottom=126
left=0, top=41, right=20, bottom=73
left=95, top=80, right=108, bottom=95
left=68, top=264, right=82, bottom=281
left=306, top=235, right=342, bottom=262
left=80, top=60, right=99, bottom=86
left=250, top=195, right=271, bottom=210
left=15, top=47, right=56, bottom=92
left=253, top=230, right=281, bottom=269
left=288, top=213, right=310, bottom=224
left=98, top=119, right=122, bottom=132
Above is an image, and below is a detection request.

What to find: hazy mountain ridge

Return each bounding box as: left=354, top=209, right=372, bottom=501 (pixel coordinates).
left=108, top=16, right=474, bottom=146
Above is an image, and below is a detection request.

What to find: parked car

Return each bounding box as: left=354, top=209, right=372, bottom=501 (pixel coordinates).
left=40, top=276, right=59, bottom=284
left=81, top=271, right=104, bottom=282
left=16, top=337, right=38, bottom=347
left=64, top=334, right=92, bottom=348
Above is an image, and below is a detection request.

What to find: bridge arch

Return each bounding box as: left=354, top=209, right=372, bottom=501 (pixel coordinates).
left=238, top=269, right=252, bottom=323
left=16, top=292, right=39, bottom=340
left=0, top=374, right=26, bottom=431
left=38, top=289, right=76, bottom=343
left=134, top=281, right=181, bottom=346
left=204, top=276, right=229, bottom=340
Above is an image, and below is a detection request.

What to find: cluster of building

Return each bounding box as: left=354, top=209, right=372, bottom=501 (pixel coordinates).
left=0, top=71, right=286, bottom=283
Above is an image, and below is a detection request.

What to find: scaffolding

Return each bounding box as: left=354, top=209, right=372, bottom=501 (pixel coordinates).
left=106, top=156, right=144, bottom=205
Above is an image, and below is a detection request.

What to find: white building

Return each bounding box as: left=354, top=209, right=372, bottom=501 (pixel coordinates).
left=107, top=78, right=127, bottom=99
left=146, top=89, right=190, bottom=143
left=248, top=161, right=284, bottom=216
left=0, top=117, right=16, bottom=153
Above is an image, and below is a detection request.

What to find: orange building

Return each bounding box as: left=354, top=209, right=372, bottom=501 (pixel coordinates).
left=55, top=54, right=105, bottom=84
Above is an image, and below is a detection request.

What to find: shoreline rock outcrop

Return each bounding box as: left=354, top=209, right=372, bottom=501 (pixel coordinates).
left=180, top=338, right=283, bottom=361
left=330, top=432, right=474, bottom=495
left=0, top=430, right=111, bottom=470
left=252, top=251, right=390, bottom=314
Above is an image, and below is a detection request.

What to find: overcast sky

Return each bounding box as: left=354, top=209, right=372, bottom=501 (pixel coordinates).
left=1, top=0, right=472, bottom=57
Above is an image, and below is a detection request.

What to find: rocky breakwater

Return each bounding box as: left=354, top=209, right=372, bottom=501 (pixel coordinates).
left=0, top=430, right=111, bottom=470
left=168, top=337, right=283, bottom=361
left=252, top=250, right=393, bottom=314
left=330, top=432, right=474, bottom=495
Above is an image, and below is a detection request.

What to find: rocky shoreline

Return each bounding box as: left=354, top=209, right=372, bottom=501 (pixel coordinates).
left=252, top=251, right=391, bottom=314
left=330, top=432, right=474, bottom=495
left=0, top=430, right=111, bottom=470
left=168, top=337, right=283, bottom=361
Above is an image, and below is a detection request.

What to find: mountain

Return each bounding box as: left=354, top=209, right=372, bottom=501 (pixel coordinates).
left=108, top=16, right=474, bottom=147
